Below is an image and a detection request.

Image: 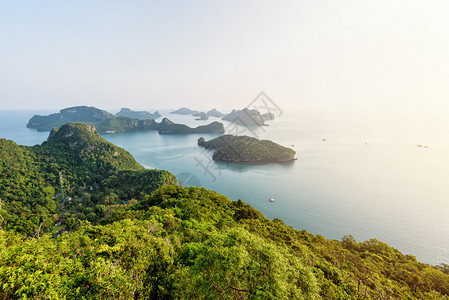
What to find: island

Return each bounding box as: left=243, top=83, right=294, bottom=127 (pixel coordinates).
left=115, top=108, right=161, bottom=120
left=157, top=118, right=224, bottom=134
left=170, top=107, right=200, bottom=115
left=206, top=108, right=225, bottom=117
left=221, top=108, right=274, bottom=126
left=26, top=106, right=225, bottom=134
left=27, top=106, right=115, bottom=131
left=198, top=134, right=296, bottom=163
left=193, top=112, right=209, bottom=121
left=170, top=107, right=225, bottom=118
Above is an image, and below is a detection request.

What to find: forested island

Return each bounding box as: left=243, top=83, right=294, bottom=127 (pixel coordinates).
left=115, top=108, right=161, bottom=120
left=198, top=134, right=296, bottom=163
left=26, top=106, right=224, bottom=134
left=157, top=118, right=224, bottom=134
left=0, top=123, right=448, bottom=299
left=27, top=106, right=114, bottom=130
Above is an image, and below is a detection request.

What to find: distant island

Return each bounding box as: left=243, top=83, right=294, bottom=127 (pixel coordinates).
left=170, top=107, right=200, bottom=115
left=198, top=134, right=296, bottom=163
left=206, top=108, right=225, bottom=117
left=194, top=112, right=209, bottom=121
left=170, top=107, right=225, bottom=119
left=169, top=106, right=276, bottom=126
left=95, top=117, right=224, bottom=134
left=27, top=106, right=114, bottom=131
left=157, top=118, right=224, bottom=134
left=27, top=106, right=225, bottom=134
left=115, top=108, right=161, bottom=120
left=222, top=108, right=274, bottom=126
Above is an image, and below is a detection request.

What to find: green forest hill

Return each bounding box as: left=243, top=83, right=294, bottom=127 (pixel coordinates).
left=198, top=134, right=296, bottom=163
left=0, top=123, right=175, bottom=235
left=27, top=106, right=225, bottom=134
left=0, top=124, right=448, bottom=299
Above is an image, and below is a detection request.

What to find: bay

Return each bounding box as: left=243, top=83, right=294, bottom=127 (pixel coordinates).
left=0, top=109, right=448, bottom=265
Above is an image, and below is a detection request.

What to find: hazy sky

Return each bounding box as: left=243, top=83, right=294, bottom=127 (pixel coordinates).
left=1, top=0, right=449, bottom=114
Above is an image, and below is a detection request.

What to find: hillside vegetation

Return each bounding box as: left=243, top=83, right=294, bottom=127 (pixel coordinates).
left=0, top=123, right=175, bottom=235
left=1, top=185, right=448, bottom=299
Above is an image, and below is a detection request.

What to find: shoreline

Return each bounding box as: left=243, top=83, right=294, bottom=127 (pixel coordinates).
left=213, top=156, right=297, bottom=165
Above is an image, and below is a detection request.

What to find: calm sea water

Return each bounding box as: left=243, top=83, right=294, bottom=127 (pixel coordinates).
left=1, top=109, right=448, bottom=265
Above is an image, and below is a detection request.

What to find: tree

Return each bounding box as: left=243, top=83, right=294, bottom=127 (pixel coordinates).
left=174, top=228, right=320, bottom=299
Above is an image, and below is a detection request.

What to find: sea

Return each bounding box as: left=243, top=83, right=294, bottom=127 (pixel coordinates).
left=1, top=108, right=448, bottom=265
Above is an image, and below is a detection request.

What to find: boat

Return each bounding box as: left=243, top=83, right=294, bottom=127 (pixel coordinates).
left=268, top=198, right=275, bottom=202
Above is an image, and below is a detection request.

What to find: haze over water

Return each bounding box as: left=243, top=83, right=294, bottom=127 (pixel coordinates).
left=1, top=109, right=448, bottom=265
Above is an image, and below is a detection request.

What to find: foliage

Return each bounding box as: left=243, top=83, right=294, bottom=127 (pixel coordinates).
left=173, top=228, right=320, bottom=299
left=100, top=169, right=177, bottom=201
left=0, top=139, right=56, bottom=234
left=1, top=184, right=448, bottom=299
left=34, top=123, right=144, bottom=185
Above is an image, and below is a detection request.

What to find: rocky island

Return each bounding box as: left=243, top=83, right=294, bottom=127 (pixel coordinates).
left=198, top=134, right=296, bottom=163
left=27, top=106, right=225, bottom=134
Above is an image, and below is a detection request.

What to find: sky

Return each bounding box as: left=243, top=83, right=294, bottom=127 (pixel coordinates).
left=1, top=0, right=449, bottom=116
